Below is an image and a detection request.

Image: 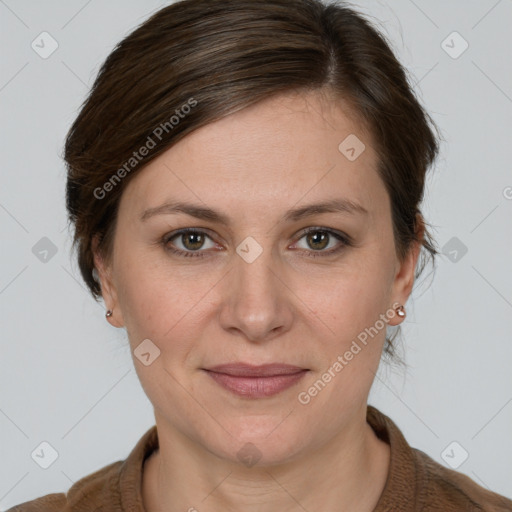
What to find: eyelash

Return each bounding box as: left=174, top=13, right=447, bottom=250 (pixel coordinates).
left=162, top=227, right=352, bottom=259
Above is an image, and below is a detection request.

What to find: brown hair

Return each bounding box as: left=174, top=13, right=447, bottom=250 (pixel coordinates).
left=64, top=0, right=442, bottom=361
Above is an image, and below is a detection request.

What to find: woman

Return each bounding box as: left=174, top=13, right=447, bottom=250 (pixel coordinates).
left=9, top=0, right=512, bottom=510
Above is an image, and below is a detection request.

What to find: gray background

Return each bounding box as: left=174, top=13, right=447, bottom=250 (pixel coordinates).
left=1, top=0, right=511, bottom=508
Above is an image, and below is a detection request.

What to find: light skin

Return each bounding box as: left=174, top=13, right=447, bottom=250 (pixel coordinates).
left=93, top=89, right=423, bottom=512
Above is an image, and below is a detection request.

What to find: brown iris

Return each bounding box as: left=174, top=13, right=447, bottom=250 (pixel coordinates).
left=181, top=232, right=205, bottom=251
left=306, top=231, right=329, bottom=251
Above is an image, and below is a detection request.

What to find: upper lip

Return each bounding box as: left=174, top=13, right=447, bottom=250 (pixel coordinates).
left=204, top=363, right=307, bottom=377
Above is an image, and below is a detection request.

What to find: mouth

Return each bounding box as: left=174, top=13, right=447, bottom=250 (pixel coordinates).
left=202, top=363, right=309, bottom=398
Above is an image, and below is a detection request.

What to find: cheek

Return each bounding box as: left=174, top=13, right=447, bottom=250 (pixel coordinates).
left=115, top=255, right=216, bottom=348
left=113, top=252, right=172, bottom=339
left=302, top=257, right=394, bottom=341
left=300, top=274, right=391, bottom=415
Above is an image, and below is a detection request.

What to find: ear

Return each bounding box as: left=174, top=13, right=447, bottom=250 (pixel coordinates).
left=388, top=214, right=424, bottom=326
left=92, top=234, right=124, bottom=328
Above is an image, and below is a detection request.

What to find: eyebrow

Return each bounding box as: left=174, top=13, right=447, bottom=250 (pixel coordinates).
left=140, top=198, right=368, bottom=225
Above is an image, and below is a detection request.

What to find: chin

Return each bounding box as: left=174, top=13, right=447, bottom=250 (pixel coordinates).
left=206, top=416, right=311, bottom=467
left=220, top=436, right=305, bottom=468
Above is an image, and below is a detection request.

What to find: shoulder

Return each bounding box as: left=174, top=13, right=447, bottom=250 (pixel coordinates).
left=5, top=493, right=67, bottom=511
left=6, top=425, right=158, bottom=512
left=367, top=406, right=512, bottom=511
left=5, top=460, right=123, bottom=512
left=412, top=448, right=512, bottom=511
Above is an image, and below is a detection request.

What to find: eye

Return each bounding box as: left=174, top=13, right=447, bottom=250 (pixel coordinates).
left=292, top=227, right=351, bottom=258
left=162, top=227, right=352, bottom=259
left=163, top=228, right=217, bottom=258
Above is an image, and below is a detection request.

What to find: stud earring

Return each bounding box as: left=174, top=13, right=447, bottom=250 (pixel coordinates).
left=395, top=305, right=406, bottom=318
left=105, top=309, right=113, bottom=318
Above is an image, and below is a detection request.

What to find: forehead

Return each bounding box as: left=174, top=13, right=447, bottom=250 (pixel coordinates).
left=119, top=90, right=386, bottom=220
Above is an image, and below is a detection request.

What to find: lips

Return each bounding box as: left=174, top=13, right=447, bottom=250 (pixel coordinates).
left=206, top=363, right=306, bottom=377
left=203, top=363, right=308, bottom=398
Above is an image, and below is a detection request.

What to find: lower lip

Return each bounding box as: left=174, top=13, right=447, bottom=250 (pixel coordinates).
left=205, top=370, right=308, bottom=398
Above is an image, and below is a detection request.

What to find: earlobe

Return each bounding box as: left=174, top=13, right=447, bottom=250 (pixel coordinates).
left=389, top=214, right=424, bottom=326
left=91, top=234, right=124, bottom=328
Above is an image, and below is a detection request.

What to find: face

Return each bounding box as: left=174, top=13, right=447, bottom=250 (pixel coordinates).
left=94, top=90, right=419, bottom=466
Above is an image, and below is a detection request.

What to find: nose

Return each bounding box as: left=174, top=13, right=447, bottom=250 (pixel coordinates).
left=218, top=240, right=294, bottom=344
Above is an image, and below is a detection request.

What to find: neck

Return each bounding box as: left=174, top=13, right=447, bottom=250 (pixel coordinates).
left=143, top=408, right=390, bottom=512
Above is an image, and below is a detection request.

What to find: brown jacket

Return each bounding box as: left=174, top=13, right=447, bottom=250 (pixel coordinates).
left=7, top=406, right=512, bottom=511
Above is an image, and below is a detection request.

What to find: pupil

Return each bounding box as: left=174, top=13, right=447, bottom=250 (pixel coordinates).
left=184, top=233, right=203, bottom=250
left=308, top=231, right=328, bottom=250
